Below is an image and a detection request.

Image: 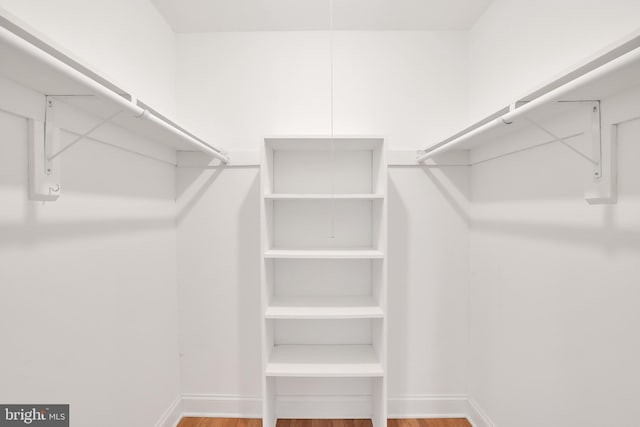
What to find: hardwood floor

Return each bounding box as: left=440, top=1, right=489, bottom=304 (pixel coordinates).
left=177, top=418, right=472, bottom=427
left=278, top=421, right=372, bottom=427
left=388, top=420, right=472, bottom=427
left=177, top=418, right=261, bottom=427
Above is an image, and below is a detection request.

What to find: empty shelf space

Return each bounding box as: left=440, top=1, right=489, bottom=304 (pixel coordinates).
left=265, top=345, right=383, bottom=377
left=266, top=296, right=384, bottom=319
left=264, top=249, right=384, bottom=259
left=264, top=193, right=384, bottom=200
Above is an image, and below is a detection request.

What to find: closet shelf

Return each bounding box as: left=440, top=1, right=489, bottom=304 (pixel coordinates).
left=265, top=345, right=384, bottom=377
left=418, top=31, right=640, bottom=161
left=264, top=193, right=384, bottom=200
left=266, top=296, right=384, bottom=319
left=264, top=249, right=384, bottom=259
left=0, top=11, right=227, bottom=161
left=265, top=137, right=384, bottom=151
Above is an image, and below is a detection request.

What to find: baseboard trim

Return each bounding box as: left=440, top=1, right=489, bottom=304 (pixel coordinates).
left=155, top=396, right=182, bottom=427
left=388, top=394, right=469, bottom=419
left=466, top=399, right=496, bottom=427
left=182, top=394, right=262, bottom=418
left=167, top=393, right=492, bottom=426
left=176, top=394, right=477, bottom=421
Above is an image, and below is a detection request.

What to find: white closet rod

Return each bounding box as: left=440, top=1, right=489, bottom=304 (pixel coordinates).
left=0, top=21, right=229, bottom=163
left=417, top=41, right=640, bottom=162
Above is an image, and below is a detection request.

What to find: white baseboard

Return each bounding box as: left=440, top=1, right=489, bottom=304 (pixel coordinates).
left=466, top=399, right=496, bottom=427
left=388, top=395, right=469, bottom=418
left=181, top=394, right=371, bottom=419
left=182, top=394, right=262, bottom=418
left=175, top=393, right=479, bottom=422
left=155, top=396, right=183, bottom=427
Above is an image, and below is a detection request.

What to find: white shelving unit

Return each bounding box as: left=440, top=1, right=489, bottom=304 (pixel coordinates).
left=260, top=137, right=387, bottom=427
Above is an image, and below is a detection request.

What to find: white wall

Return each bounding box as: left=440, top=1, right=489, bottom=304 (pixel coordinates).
left=467, top=3, right=640, bottom=426
left=467, top=86, right=640, bottom=427
left=0, top=95, right=181, bottom=425
left=0, top=0, right=178, bottom=117
left=468, top=0, right=640, bottom=121
left=175, top=31, right=471, bottom=414
left=176, top=31, right=469, bottom=151
left=176, top=166, right=263, bottom=407
left=0, top=3, right=187, bottom=424
left=387, top=166, right=470, bottom=403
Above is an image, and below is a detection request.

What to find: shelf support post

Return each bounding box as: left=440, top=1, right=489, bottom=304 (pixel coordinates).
left=28, top=97, right=61, bottom=201
left=585, top=101, right=617, bottom=204
left=591, top=102, right=603, bottom=180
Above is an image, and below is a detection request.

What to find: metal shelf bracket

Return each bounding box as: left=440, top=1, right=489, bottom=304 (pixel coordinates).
left=590, top=102, right=603, bottom=181
left=584, top=101, right=617, bottom=204
left=28, top=96, right=124, bottom=201
left=28, top=97, right=61, bottom=201
left=505, top=100, right=615, bottom=204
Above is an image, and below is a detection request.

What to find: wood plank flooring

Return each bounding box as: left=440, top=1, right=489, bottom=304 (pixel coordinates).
left=177, top=418, right=472, bottom=427
left=177, top=418, right=261, bottom=427
left=388, top=420, right=472, bottom=427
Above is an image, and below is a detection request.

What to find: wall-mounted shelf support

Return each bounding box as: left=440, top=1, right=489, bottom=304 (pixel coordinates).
left=588, top=102, right=603, bottom=182
left=28, top=99, right=60, bottom=201
left=416, top=31, right=638, bottom=204
left=522, top=113, right=599, bottom=169
left=584, top=102, right=617, bottom=204
left=44, top=97, right=57, bottom=177
left=0, top=10, right=231, bottom=179
left=417, top=100, right=616, bottom=204
left=521, top=101, right=615, bottom=204
left=47, top=98, right=123, bottom=162
left=28, top=97, right=127, bottom=201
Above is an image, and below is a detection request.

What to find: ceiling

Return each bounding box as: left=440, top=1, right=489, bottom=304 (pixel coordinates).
left=151, top=0, right=493, bottom=32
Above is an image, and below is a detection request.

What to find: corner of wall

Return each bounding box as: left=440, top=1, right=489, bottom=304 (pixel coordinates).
left=156, top=396, right=184, bottom=427
left=466, top=398, right=496, bottom=427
